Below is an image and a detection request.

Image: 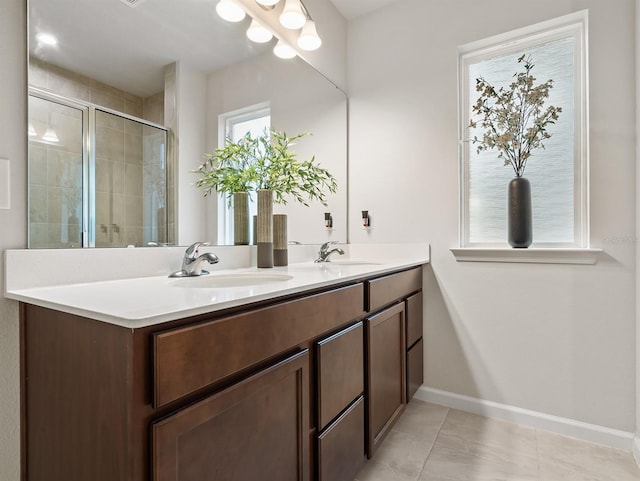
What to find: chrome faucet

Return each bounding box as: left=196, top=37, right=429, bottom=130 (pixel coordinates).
left=169, top=242, right=219, bottom=277
left=315, top=241, right=345, bottom=263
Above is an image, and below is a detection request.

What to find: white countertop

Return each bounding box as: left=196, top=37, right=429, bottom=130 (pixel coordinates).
left=4, top=244, right=429, bottom=328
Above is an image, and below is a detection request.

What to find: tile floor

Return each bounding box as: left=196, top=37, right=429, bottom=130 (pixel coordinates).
left=355, top=400, right=640, bottom=481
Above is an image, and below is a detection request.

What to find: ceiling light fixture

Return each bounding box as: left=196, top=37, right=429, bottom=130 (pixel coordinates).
left=215, top=0, right=246, bottom=22
left=36, top=32, right=58, bottom=47
left=279, top=0, right=306, bottom=29
left=42, top=127, right=59, bottom=143
left=297, top=18, right=321, bottom=51
left=273, top=40, right=297, bottom=59
left=28, top=123, right=37, bottom=137
left=246, top=19, right=273, bottom=43
left=255, top=0, right=280, bottom=6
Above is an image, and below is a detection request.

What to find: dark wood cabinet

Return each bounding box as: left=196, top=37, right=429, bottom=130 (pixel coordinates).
left=407, top=338, right=423, bottom=400
left=315, top=322, right=365, bottom=481
left=317, top=397, right=365, bottom=481
left=20, top=266, right=423, bottom=481
left=405, top=292, right=424, bottom=400
left=316, top=321, right=364, bottom=430
left=152, top=350, right=309, bottom=481
left=365, top=302, right=406, bottom=457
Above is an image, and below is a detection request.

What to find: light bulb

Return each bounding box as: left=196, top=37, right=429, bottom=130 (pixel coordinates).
left=42, top=128, right=59, bottom=143
left=273, top=40, right=297, bottom=59
left=297, top=19, right=321, bottom=50
left=216, top=0, right=246, bottom=22
left=246, top=19, right=273, bottom=43
left=36, top=32, right=58, bottom=46
left=256, top=0, right=280, bottom=6
left=279, top=0, right=306, bottom=29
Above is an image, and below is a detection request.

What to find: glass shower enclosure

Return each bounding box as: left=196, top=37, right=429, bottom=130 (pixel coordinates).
left=28, top=90, right=169, bottom=248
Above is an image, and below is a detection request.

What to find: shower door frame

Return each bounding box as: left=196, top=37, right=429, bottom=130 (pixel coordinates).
left=28, top=86, right=170, bottom=248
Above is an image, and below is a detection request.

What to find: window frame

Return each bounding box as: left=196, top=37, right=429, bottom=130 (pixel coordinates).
left=216, top=102, right=270, bottom=245
left=457, top=11, right=589, bottom=249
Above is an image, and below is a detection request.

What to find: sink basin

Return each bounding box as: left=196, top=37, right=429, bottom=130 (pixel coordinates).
left=170, top=273, right=293, bottom=289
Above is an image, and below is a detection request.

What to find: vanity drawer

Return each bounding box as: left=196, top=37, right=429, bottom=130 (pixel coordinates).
left=153, top=283, right=364, bottom=408
left=317, top=396, right=365, bottom=481
left=406, top=291, right=423, bottom=348
left=316, top=321, right=364, bottom=430
left=366, top=267, right=422, bottom=313
left=407, top=338, right=423, bottom=401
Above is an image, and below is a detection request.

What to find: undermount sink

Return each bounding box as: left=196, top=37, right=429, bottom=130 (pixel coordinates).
left=170, top=273, right=294, bottom=289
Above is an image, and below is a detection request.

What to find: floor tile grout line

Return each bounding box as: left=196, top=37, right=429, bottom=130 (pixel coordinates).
left=415, top=406, right=451, bottom=480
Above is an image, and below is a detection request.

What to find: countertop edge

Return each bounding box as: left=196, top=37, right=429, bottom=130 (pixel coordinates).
left=7, top=259, right=428, bottom=328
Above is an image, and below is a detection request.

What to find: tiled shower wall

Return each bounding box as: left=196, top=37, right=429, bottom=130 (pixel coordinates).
left=28, top=57, right=165, bottom=247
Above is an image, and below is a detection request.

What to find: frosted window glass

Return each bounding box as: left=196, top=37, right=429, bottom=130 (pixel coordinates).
left=466, top=37, right=575, bottom=244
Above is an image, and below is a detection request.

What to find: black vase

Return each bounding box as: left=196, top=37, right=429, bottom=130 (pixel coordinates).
left=508, top=176, right=532, bottom=248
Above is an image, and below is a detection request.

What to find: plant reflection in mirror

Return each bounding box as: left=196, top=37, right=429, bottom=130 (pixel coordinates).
left=194, top=128, right=337, bottom=206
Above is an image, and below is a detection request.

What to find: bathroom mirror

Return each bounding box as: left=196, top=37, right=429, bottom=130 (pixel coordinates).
left=27, top=0, right=347, bottom=248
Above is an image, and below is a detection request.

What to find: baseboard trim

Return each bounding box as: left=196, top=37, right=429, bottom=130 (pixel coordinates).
left=633, top=436, right=640, bottom=467
left=415, top=386, right=634, bottom=451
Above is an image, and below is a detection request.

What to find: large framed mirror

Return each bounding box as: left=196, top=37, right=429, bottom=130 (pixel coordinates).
left=27, top=0, right=347, bottom=248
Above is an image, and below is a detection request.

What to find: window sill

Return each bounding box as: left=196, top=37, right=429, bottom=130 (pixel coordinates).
left=450, top=247, right=603, bottom=265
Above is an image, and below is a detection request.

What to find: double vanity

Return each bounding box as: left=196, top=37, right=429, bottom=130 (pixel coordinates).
left=5, top=243, right=428, bottom=481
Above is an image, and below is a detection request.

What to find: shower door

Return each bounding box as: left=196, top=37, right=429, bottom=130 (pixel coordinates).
left=94, top=110, right=167, bottom=247
left=28, top=94, right=85, bottom=248
left=28, top=91, right=169, bottom=248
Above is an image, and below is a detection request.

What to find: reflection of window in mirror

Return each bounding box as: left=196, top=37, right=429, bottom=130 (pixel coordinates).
left=217, top=103, right=270, bottom=245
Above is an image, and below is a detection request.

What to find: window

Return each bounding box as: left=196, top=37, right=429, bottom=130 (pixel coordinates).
left=217, top=102, right=270, bottom=245
left=458, top=11, right=588, bottom=248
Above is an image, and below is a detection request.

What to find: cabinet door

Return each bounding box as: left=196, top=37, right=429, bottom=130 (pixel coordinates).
left=152, top=350, right=309, bottom=481
left=365, top=303, right=406, bottom=458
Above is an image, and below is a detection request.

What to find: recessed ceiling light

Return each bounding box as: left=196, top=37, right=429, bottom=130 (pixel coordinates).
left=36, top=32, right=58, bottom=46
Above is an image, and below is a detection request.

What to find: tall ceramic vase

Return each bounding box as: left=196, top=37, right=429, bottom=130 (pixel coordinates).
left=257, top=189, right=274, bottom=268
left=508, top=176, right=532, bottom=248
left=233, top=192, right=249, bottom=245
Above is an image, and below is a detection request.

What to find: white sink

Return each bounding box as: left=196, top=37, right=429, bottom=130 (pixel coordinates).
left=170, top=273, right=293, bottom=289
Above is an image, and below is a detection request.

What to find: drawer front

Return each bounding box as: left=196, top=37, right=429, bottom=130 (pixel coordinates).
left=152, top=350, right=309, bottom=481
left=366, top=267, right=422, bottom=313
left=316, top=322, right=364, bottom=430
left=406, top=291, right=423, bottom=348
left=407, top=338, right=423, bottom=401
left=317, top=397, right=365, bottom=481
left=153, top=283, right=364, bottom=408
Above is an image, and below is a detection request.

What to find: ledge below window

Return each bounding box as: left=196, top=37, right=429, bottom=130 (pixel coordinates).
left=450, top=247, right=603, bottom=265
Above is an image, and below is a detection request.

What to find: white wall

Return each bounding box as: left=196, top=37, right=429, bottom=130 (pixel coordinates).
left=176, top=62, right=208, bottom=245
left=349, top=0, right=636, bottom=432
left=0, top=0, right=26, bottom=479
left=636, top=0, right=640, bottom=460
left=205, top=52, right=348, bottom=244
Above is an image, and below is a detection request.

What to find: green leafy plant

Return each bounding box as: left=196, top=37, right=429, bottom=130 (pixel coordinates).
left=193, top=132, right=257, bottom=206
left=194, top=128, right=337, bottom=207
left=469, top=54, right=562, bottom=177
left=253, top=129, right=337, bottom=206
